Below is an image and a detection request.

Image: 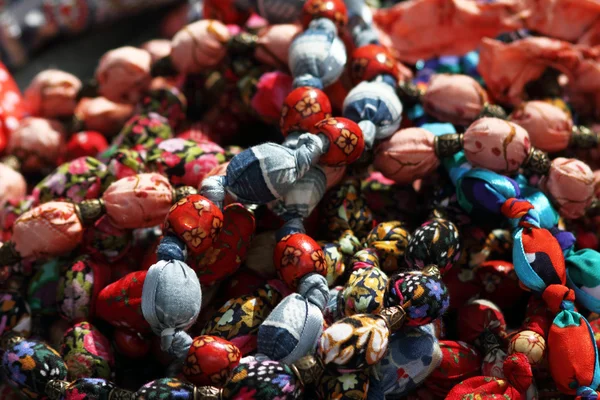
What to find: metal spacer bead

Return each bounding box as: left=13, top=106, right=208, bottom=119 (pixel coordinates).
left=378, top=305, right=407, bottom=333
left=421, top=265, right=441, bottom=279
left=478, top=103, right=507, bottom=120
left=523, top=147, right=551, bottom=175
left=228, top=33, right=259, bottom=55
left=173, top=186, right=199, bottom=203
left=434, top=133, right=463, bottom=158
left=0, top=241, right=21, bottom=267
left=45, top=380, right=69, bottom=400
left=571, top=125, right=599, bottom=149
left=291, top=355, right=326, bottom=388
left=193, top=386, right=222, bottom=400
left=75, top=198, right=106, bottom=226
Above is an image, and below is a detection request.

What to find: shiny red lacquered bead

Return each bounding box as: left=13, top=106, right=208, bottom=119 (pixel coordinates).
left=302, top=0, right=348, bottom=30
left=314, top=117, right=365, bottom=166
left=183, top=335, right=241, bottom=387
left=114, top=328, right=150, bottom=359
left=274, top=233, right=327, bottom=290
left=203, top=0, right=251, bottom=26
left=164, top=194, right=224, bottom=254
left=350, top=45, right=401, bottom=86
left=280, top=86, right=332, bottom=137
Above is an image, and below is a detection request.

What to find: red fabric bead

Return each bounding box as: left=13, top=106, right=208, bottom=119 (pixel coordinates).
left=502, top=353, right=533, bottom=393
left=457, top=299, right=507, bottom=344
left=164, top=194, right=224, bottom=254
left=114, top=328, right=150, bottom=359
left=280, top=86, right=332, bottom=137
left=302, top=0, right=348, bottom=30
left=183, top=335, right=241, bottom=387
left=314, top=117, right=365, bottom=166
left=203, top=0, right=251, bottom=25
left=0, top=62, right=24, bottom=153
left=425, top=340, right=482, bottom=397
left=350, top=44, right=401, bottom=86
left=274, top=233, right=327, bottom=289
left=188, top=203, right=255, bottom=286
left=474, top=260, right=525, bottom=309
left=65, top=131, right=109, bottom=162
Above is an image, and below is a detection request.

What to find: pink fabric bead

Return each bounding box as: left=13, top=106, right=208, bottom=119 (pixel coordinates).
left=373, top=128, right=439, bottom=184
left=463, top=118, right=531, bottom=174
left=24, top=69, right=82, bottom=119
left=103, top=173, right=173, bottom=229
left=171, top=20, right=231, bottom=74
left=141, top=39, right=172, bottom=63
left=75, top=97, right=134, bottom=137
left=255, top=24, right=302, bottom=68
left=7, top=117, right=65, bottom=173
left=96, top=46, right=152, bottom=104
left=12, top=202, right=83, bottom=258
left=509, top=101, right=572, bottom=153
left=594, top=170, right=600, bottom=198
left=541, top=157, right=594, bottom=220
left=251, top=71, right=293, bottom=124
left=422, top=74, right=489, bottom=126
left=0, top=163, right=26, bottom=205
left=323, top=165, right=347, bottom=190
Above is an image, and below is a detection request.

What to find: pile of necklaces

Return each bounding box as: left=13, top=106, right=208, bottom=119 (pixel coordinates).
left=2, top=0, right=600, bottom=399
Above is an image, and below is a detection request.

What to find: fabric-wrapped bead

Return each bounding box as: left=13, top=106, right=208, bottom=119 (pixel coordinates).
left=183, top=335, right=241, bottom=387
left=425, top=340, right=482, bottom=397
left=319, top=314, right=389, bottom=371
left=112, top=112, right=173, bottom=151
left=164, top=194, right=224, bottom=255
left=24, top=69, right=81, bottom=119
left=251, top=71, right=294, bottom=124
left=27, top=259, right=60, bottom=315
left=539, top=157, right=594, bottom=219
left=171, top=20, right=231, bottom=74
left=343, top=81, right=403, bottom=142
left=103, top=148, right=148, bottom=182
left=203, top=0, right=251, bottom=25
left=341, top=266, right=388, bottom=316
left=61, top=378, right=123, bottom=400
left=374, top=127, right=439, bottom=185
left=147, top=139, right=226, bottom=188
left=509, top=101, right=573, bottom=153
left=1, top=339, right=67, bottom=399
left=82, top=215, right=132, bottom=263
left=252, top=0, right=305, bottom=23
left=103, top=173, right=173, bottom=229
left=422, top=74, right=490, bottom=126
left=474, top=260, right=524, bottom=309
left=7, top=117, right=65, bottom=174
left=140, top=84, right=187, bottom=129
left=12, top=201, right=83, bottom=259
left=289, top=18, right=346, bottom=88
left=135, top=378, right=194, bottom=400
left=302, top=0, right=348, bottom=30
left=364, top=221, right=411, bottom=273
left=32, top=157, right=107, bottom=204
left=0, top=163, right=26, bottom=206
left=314, top=117, right=365, bottom=166
left=319, top=241, right=345, bottom=286
left=457, top=299, right=507, bottom=344
left=318, top=370, right=370, bottom=400
left=274, top=233, right=327, bottom=290
left=222, top=360, right=302, bottom=399
left=74, top=97, right=134, bottom=137
left=0, top=291, right=31, bottom=336
left=255, top=24, right=303, bottom=68
left=379, top=324, right=442, bottom=396
left=65, top=131, right=109, bottom=162
left=96, top=46, right=152, bottom=104
left=141, top=39, right=172, bottom=63
left=384, top=270, right=450, bottom=327
left=280, top=86, right=332, bottom=137
left=270, top=166, right=327, bottom=221
left=57, top=256, right=111, bottom=322
left=405, top=218, right=461, bottom=275
left=60, top=321, right=114, bottom=380
left=463, top=118, right=531, bottom=174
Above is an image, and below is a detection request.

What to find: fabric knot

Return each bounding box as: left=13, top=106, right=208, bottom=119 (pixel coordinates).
left=576, top=386, right=599, bottom=400
left=200, top=175, right=227, bottom=210
left=542, top=284, right=575, bottom=314
left=160, top=328, right=193, bottom=359
left=293, top=75, right=324, bottom=89
left=156, top=235, right=187, bottom=262
left=276, top=217, right=306, bottom=241
left=503, top=353, right=533, bottom=393
left=298, top=273, right=329, bottom=310
left=501, top=198, right=534, bottom=220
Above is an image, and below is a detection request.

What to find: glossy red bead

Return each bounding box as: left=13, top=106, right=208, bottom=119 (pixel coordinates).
left=350, top=45, right=401, bottom=86
left=302, top=0, right=348, bottom=30
left=114, top=328, right=150, bottom=359
left=314, top=117, right=365, bottom=166
left=274, top=233, right=327, bottom=290
left=183, top=335, right=241, bottom=387
left=203, top=0, right=251, bottom=26
left=188, top=203, right=256, bottom=286
left=280, top=86, right=332, bottom=137
left=164, top=194, right=224, bottom=254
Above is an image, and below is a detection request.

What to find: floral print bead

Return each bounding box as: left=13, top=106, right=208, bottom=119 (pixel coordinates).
left=0, top=291, right=31, bottom=336
left=405, top=219, right=461, bottom=275
left=136, top=378, right=193, bottom=400
left=364, top=221, right=411, bottom=273
left=318, top=370, right=370, bottom=400
left=60, top=322, right=114, bottom=381
left=222, top=360, right=302, bottom=400
left=62, top=378, right=118, bottom=400
left=82, top=215, right=132, bottom=263
left=140, top=85, right=187, bottom=129
left=341, top=267, right=388, bottom=316
left=111, top=112, right=173, bottom=151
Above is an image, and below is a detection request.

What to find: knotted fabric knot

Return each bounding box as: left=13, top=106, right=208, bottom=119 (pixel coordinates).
left=298, top=273, right=329, bottom=311
left=503, top=353, right=533, bottom=393
left=542, top=284, right=575, bottom=314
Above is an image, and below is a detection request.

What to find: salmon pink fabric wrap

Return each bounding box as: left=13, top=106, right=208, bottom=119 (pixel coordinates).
left=463, top=118, right=530, bottom=174
left=141, top=40, right=172, bottom=63
left=103, top=173, right=173, bottom=229
left=374, top=128, right=439, bottom=184
left=7, top=117, right=65, bottom=173
left=96, top=46, right=152, bottom=104
left=255, top=24, right=302, bottom=68
left=373, top=0, right=525, bottom=63
left=540, top=158, right=594, bottom=220
left=75, top=97, right=134, bottom=137
left=423, top=74, right=489, bottom=126
left=509, top=101, right=572, bottom=153
left=0, top=163, right=26, bottom=206
left=12, top=202, right=83, bottom=258
left=171, top=20, right=231, bottom=74
left=24, top=70, right=82, bottom=119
